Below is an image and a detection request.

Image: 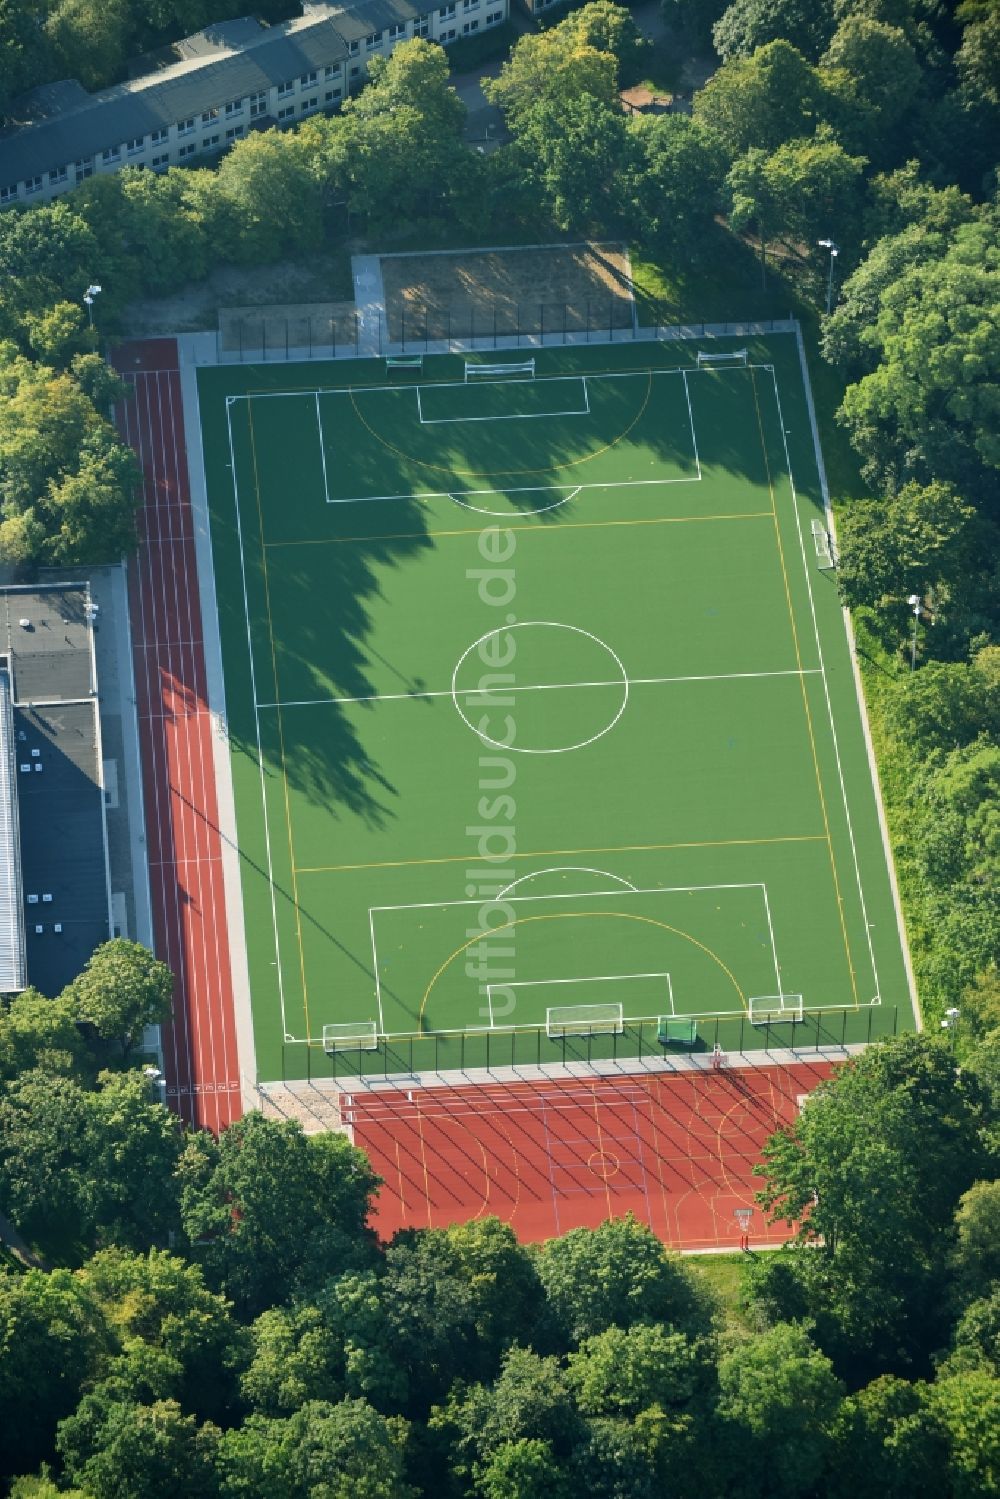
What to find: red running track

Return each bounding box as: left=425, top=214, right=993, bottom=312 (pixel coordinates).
left=114, top=338, right=241, bottom=1132
left=346, top=1059, right=835, bottom=1250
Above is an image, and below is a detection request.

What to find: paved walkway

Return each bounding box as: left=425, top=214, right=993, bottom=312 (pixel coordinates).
left=351, top=255, right=385, bottom=357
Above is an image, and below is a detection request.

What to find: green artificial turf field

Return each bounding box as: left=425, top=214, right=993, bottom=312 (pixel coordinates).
left=197, top=338, right=916, bottom=1084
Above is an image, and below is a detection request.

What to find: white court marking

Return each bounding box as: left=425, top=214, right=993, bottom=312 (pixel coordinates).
left=415, top=375, right=590, bottom=425
left=486, top=971, right=675, bottom=1030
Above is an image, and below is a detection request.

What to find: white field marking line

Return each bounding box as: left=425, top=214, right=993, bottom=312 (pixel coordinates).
left=767, top=367, right=880, bottom=1002
left=225, top=399, right=288, bottom=1038
left=497, top=866, right=639, bottom=898
left=370, top=880, right=767, bottom=916
left=446, top=483, right=582, bottom=518
left=499, top=972, right=673, bottom=989
left=314, top=392, right=331, bottom=506
left=320, top=473, right=704, bottom=505
left=760, top=883, right=782, bottom=998
left=231, top=364, right=774, bottom=405
left=369, top=906, right=384, bottom=1036
left=681, top=369, right=701, bottom=480
left=253, top=667, right=820, bottom=712
left=414, top=375, right=590, bottom=425
left=666, top=972, right=675, bottom=1015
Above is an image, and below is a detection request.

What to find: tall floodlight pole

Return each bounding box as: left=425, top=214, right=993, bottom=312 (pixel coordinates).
left=817, top=239, right=839, bottom=316
left=941, top=1008, right=960, bottom=1048
left=907, top=593, right=921, bottom=671
left=84, top=283, right=102, bottom=327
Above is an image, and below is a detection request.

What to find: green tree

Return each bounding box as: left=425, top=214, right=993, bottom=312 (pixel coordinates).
left=242, top=1301, right=344, bottom=1417
left=215, top=1399, right=413, bottom=1499
left=727, top=132, right=865, bottom=282
left=834, top=480, right=982, bottom=615
left=880, top=654, right=1000, bottom=757
left=0, top=1268, right=107, bottom=1477
left=693, top=40, right=828, bottom=158
left=212, top=129, right=323, bottom=265
left=821, top=17, right=923, bottom=155
left=176, top=1113, right=379, bottom=1316
left=713, top=0, right=835, bottom=61
left=837, top=215, right=1000, bottom=493
left=567, top=1322, right=711, bottom=1417
left=484, top=31, right=619, bottom=128
left=956, top=6, right=1000, bottom=105
left=661, top=0, right=728, bottom=52
left=950, top=1180, right=1000, bottom=1307
left=943, top=1288, right=1000, bottom=1375
left=79, top=1247, right=247, bottom=1423
left=69, top=938, right=173, bottom=1059
left=535, top=1215, right=711, bottom=1345
left=514, top=94, right=639, bottom=232
left=826, top=1375, right=948, bottom=1499
left=631, top=114, right=726, bottom=247
left=57, top=1395, right=220, bottom=1499
left=930, top=1369, right=1000, bottom=1498
left=0, top=987, right=89, bottom=1081
left=0, top=1, right=52, bottom=118
left=44, top=0, right=131, bottom=92
left=23, top=302, right=94, bottom=367
left=475, top=1437, right=569, bottom=1499
left=717, top=1323, right=843, bottom=1498
left=0, top=1068, right=91, bottom=1240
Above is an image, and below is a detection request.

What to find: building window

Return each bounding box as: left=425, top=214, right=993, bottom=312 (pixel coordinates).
left=201, top=108, right=218, bottom=123
left=440, top=26, right=456, bottom=40
left=387, top=22, right=406, bottom=38
left=126, top=136, right=144, bottom=155
left=150, top=127, right=168, bottom=145
left=225, top=125, right=244, bottom=140
left=301, top=70, right=317, bottom=86
left=300, top=96, right=319, bottom=113
left=415, top=15, right=429, bottom=33
left=463, top=0, right=478, bottom=9
left=249, top=92, right=268, bottom=117
left=277, top=104, right=295, bottom=120
left=48, top=164, right=68, bottom=184
left=151, top=152, right=169, bottom=168
left=75, top=158, right=93, bottom=179
left=277, top=79, right=294, bottom=97
left=203, top=133, right=220, bottom=148
left=439, top=3, right=456, bottom=15
left=349, top=62, right=361, bottom=75
left=325, top=65, right=339, bottom=79
left=365, top=32, right=379, bottom=48
left=224, top=98, right=243, bottom=117
left=349, top=38, right=359, bottom=53
left=325, top=87, right=342, bottom=103
left=0, top=185, right=17, bottom=203
left=178, top=142, right=196, bottom=158
left=24, top=175, right=43, bottom=194
left=178, top=117, right=195, bottom=136
left=463, top=18, right=479, bottom=30
left=101, top=145, right=121, bottom=163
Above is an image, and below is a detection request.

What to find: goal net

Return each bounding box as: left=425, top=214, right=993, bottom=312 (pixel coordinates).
left=465, top=358, right=535, bottom=382
left=322, top=1020, right=379, bottom=1053
left=546, top=1001, right=624, bottom=1039
left=748, top=994, right=804, bottom=1026
left=696, top=348, right=748, bottom=368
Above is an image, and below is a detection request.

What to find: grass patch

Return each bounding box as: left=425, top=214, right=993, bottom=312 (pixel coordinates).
left=687, top=1253, right=756, bottom=1331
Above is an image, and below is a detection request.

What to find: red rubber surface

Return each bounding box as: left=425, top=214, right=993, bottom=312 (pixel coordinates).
left=346, top=1059, right=834, bottom=1249
left=114, top=338, right=241, bottom=1132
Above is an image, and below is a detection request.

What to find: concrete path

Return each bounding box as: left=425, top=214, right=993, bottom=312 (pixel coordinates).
left=351, top=254, right=386, bottom=357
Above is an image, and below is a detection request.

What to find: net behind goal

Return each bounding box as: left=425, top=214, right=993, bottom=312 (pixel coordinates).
left=547, top=1002, right=624, bottom=1039
left=748, top=994, right=804, bottom=1026
left=323, top=1021, right=379, bottom=1053
left=465, top=358, right=535, bottom=382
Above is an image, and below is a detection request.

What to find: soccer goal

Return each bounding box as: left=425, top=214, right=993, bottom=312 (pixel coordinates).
left=385, top=354, right=423, bottom=371
left=465, top=358, right=535, bottom=382
left=748, top=994, right=804, bottom=1026
left=696, top=348, right=748, bottom=368
left=546, top=1001, right=624, bottom=1039
left=812, top=518, right=838, bottom=570
left=322, top=1020, right=379, bottom=1054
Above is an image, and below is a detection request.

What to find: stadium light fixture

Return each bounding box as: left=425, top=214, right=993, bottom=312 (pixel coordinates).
left=907, top=593, right=921, bottom=671
left=817, top=239, right=839, bottom=316
left=83, top=283, right=102, bottom=326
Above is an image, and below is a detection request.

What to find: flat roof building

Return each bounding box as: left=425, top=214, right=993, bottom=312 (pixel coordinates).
left=0, top=0, right=508, bottom=210
left=0, top=586, right=111, bottom=996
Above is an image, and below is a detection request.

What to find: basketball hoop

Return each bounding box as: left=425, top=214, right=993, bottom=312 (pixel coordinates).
left=734, top=1206, right=753, bottom=1251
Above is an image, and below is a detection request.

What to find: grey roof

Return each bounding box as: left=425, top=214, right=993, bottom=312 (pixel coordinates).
left=0, top=0, right=425, bottom=184
left=0, top=668, right=27, bottom=994
left=0, top=587, right=110, bottom=997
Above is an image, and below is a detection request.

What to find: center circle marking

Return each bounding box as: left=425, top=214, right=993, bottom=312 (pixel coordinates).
left=589, top=1149, right=620, bottom=1180
left=451, top=621, right=629, bottom=754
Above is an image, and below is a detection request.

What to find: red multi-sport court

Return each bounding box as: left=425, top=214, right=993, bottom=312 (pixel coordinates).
left=346, top=1059, right=835, bottom=1249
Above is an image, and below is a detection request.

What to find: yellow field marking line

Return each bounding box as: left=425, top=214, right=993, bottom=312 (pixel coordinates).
left=415, top=910, right=746, bottom=1032
left=247, top=399, right=312, bottom=1037
left=750, top=369, right=858, bottom=1004
left=263, top=510, right=773, bottom=549
left=591, top=1087, right=615, bottom=1218
left=346, top=369, right=653, bottom=477
left=294, top=832, right=825, bottom=877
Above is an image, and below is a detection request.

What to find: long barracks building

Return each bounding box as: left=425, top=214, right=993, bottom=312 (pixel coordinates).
left=0, top=0, right=509, bottom=211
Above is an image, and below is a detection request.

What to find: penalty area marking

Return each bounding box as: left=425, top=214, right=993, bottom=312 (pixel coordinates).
left=414, top=375, right=591, bottom=425
left=485, top=970, right=676, bottom=1029
left=497, top=866, right=639, bottom=898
